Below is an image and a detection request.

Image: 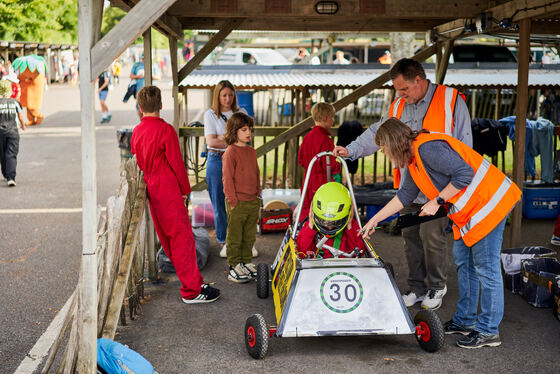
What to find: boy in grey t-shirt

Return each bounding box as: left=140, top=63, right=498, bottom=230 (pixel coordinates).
left=0, top=80, right=25, bottom=186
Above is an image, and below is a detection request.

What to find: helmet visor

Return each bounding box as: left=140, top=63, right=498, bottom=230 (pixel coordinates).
left=314, top=215, right=349, bottom=237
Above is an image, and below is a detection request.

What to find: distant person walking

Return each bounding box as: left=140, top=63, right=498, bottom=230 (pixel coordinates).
left=130, top=54, right=145, bottom=120
left=97, top=70, right=111, bottom=123
left=0, top=80, right=25, bottom=187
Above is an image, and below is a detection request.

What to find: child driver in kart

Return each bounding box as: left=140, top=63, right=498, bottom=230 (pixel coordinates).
left=296, top=182, right=365, bottom=258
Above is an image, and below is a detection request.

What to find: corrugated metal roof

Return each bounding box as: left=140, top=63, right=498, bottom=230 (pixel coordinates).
left=180, top=67, right=560, bottom=89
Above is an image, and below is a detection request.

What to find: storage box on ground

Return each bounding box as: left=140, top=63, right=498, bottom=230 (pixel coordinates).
left=522, top=181, right=560, bottom=219
left=521, top=257, right=560, bottom=308
left=190, top=190, right=215, bottom=227
left=501, top=246, right=557, bottom=293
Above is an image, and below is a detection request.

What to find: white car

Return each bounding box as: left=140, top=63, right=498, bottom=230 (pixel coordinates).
left=203, top=48, right=290, bottom=65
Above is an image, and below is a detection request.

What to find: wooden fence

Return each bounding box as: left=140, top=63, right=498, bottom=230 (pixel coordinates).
left=180, top=87, right=552, bottom=191
left=37, top=157, right=155, bottom=373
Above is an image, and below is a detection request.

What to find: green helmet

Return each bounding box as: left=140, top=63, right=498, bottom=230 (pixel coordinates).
left=312, top=182, right=352, bottom=237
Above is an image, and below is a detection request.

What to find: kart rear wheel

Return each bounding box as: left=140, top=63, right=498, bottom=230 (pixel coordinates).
left=414, top=309, right=444, bottom=352
left=256, top=263, right=270, bottom=299
left=245, top=314, right=269, bottom=359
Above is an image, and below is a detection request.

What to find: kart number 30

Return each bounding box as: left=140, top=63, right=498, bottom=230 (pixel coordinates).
left=320, top=272, right=364, bottom=313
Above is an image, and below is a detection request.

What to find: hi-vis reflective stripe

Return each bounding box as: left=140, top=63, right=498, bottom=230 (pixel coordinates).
left=459, top=177, right=513, bottom=237
left=444, top=87, right=454, bottom=135
left=450, top=159, right=491, bottom=213
left=391, top=98, right=402, bottom=117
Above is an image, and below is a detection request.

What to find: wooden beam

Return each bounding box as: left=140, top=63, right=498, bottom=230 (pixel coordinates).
left=91, top=0, right=178, bottom=79
left=436, top=39, right=454, bottom=84
left=188, top=44, right=437, bottom=191
left=510, top=17, right=531, bottom=247
left=169, top=36, right=180, bottom=131
left=77, top=0, right=101, bottom=372
left=110, top=0, right=182, bottom=39
left=143, top=28, right=152, bottom=85
left=177, top=18, right=243, bottom=83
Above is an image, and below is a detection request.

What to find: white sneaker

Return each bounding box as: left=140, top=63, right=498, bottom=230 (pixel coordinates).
left=7, top=179, right=16, bottom=187
left=252, top=246, right=258, bottom=257
left=402, top=290, right=425, bottom=307
left=421, top=285, right=448, bottom=310
left=228, top=263, right=251, bottom=283
left=219, top=244, right=227, bottom=258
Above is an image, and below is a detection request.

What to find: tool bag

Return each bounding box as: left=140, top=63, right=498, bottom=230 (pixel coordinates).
left=501, top=246, right=556, bottom=293
left=156, top=227, right=211, bottom=272
left=521, top=257, right=560, bottom=308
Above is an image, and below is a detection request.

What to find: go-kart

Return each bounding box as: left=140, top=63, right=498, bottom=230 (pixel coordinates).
left=244, top=152, right=444, bottom=359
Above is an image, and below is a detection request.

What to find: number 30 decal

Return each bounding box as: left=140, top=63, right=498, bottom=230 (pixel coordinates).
left=321, top=272, right=363, bottom=313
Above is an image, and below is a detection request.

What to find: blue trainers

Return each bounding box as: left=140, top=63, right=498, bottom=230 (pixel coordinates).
left=552, top=235, right=560, bottom=246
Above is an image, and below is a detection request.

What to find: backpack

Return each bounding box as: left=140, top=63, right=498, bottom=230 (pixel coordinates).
left=97, top=338, right=154, bottom=374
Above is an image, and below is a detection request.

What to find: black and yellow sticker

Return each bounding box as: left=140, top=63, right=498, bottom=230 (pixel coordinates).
left=271, top=239, right=297, bottom=324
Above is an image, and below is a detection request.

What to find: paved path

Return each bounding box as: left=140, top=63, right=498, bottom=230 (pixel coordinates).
left=0, top=77, right=183, bottom=373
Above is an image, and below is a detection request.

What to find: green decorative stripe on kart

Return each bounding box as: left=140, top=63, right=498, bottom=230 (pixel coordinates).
left=320, top=271, right=364, bottom=313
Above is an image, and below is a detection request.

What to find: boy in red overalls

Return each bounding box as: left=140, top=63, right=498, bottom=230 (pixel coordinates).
left=131, top=86, right=220, bottom=304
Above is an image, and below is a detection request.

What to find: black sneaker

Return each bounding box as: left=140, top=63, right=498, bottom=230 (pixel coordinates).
left=443, top=320, right=473, bottom=335
left=182, top=284, right=220, bottom=304
left=456, top=331, right=501, bottom=349
left=228, top=264, right=251, bottom=283
left=240, top=263, right=257, bottom=278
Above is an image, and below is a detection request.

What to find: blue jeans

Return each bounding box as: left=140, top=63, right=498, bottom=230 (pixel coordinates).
left=206, top=152, right=227, bottom=244
left=452, top=218, right=506, bottom=336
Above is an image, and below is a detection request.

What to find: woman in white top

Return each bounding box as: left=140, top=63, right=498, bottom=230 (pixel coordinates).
left=204, top=80, right=256, bottom=258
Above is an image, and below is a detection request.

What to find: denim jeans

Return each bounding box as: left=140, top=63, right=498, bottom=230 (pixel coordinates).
left=452, top=218, right=506, bottom=335
left=206, top=152, right=227, bottom=244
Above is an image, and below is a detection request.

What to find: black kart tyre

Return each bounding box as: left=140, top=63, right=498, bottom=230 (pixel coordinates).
left=256, top=263, right=269, bottom=299
left=414, top=309, right=445, bottom=352
left=245, top=314, right=269, bottom=359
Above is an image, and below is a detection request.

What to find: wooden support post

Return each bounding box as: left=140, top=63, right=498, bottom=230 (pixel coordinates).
left=146, top=202, right=157, bottom=281
left=436, top=39, right=454, bottom=84
left=183, top=88, right=189, bottom=125
left=143, top=29, right=152, bottom=86
left=169, top=36, right=180, bottom=131
left=77, top=0, right=101, bottom=372
left=178, top=19, right=243, bottom=83
left=510, top=18, right=531, bottom=248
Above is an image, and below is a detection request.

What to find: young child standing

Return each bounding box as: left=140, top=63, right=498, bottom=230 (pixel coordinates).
left=131, top=86, right=220, bottom=303
left=0, top=79, right=25, bottom=187
left=298, top=102, right=341, bottom=220
left=222, top=112, right=261, bottom=283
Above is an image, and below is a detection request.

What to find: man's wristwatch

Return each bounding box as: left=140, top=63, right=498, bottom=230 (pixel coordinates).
left=436, top=196, right=446, bottom=205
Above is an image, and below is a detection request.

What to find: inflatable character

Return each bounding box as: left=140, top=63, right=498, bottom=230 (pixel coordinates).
left=12, top=55, right=48, bottom=126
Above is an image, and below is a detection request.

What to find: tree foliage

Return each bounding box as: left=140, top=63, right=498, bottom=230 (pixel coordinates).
left=0, top=0, right=78, bottom=43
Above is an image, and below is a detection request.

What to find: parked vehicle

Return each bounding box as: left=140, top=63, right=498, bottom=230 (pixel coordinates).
left=203, top=48, right=290, bottom=65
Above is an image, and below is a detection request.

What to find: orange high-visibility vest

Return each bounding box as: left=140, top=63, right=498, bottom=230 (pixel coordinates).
left=407, top=132, right=521, bottom=247
left=389, top=85, right=459, bottom=188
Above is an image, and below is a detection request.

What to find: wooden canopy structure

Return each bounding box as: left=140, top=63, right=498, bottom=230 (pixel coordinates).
left=77, top=0, right=560, bottom=371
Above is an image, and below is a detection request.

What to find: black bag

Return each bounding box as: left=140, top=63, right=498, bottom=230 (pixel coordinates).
left=337, top=120, right=363, bottom=174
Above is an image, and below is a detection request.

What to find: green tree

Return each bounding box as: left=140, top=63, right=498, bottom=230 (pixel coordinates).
left=0, top=0, right=77, bottom=43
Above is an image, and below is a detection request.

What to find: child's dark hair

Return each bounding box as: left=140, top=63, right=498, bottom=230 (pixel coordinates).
left=224, top=112, right=254, bottom=145
left=137, top=86, right=161, bottom=113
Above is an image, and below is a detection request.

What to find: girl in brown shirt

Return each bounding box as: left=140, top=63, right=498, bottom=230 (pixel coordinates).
left=222, top=112, right=261, bottom=283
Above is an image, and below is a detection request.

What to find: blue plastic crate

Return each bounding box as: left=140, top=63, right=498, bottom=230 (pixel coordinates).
left=522, top=182, right=560, bottom=219
left=366, top=205, right=399, bottom=223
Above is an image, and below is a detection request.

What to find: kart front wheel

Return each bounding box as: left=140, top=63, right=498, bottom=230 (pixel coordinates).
left=245, top=314, right=269, bottom=359
left=256, top=263, right=269, bottom=299
left=414, top=309, right=444, bottom=352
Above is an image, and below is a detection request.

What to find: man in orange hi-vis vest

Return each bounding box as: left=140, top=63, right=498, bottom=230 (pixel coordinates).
left=334, top=58, right=472, bottom=311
